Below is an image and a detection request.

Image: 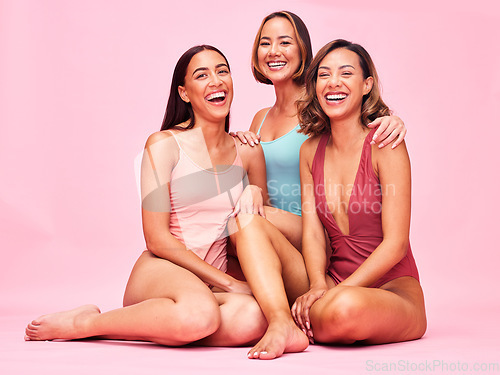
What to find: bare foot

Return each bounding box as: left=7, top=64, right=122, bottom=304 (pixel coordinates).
left=247, top=318, right=309, bottom=360
left=25, top=305, right=101, bottom=341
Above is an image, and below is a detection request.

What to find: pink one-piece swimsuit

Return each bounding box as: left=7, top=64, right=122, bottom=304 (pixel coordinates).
left=168, top=134, right=245, bottom=273
left=311, top=128, right=419, bottom=288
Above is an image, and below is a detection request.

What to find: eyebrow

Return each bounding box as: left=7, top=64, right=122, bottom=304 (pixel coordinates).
left=260, top=35, right=293, bottom=41
left=318, top=64, right=356, bottom=70
left=192, top=63, right=229, bottom=76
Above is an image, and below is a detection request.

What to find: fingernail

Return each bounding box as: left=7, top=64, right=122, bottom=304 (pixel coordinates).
left=255, top=140, right=259, bottom=144
left=250, top=141, right=254, bottom=146
left=372, top=134, right=378, bottom=140
left=378, top=143, right=384, bottom=148
left=392, top=143, right=396, bottom=149
left=306, top=321, right=310, bottom=329
left=370, top=140, right=375, bottom=145
left=261, top=351, right=267, bottom=354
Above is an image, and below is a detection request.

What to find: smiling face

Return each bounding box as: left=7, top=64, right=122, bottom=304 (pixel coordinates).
left=315, top=48, right=373, bottom=124
left=257, top=17, right=301, bottom=84
left=178, top=49, right=233, bottom=124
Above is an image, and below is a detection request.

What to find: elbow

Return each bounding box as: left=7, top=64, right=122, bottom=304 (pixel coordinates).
left=384, top=238, right=409, bottom=263
left=395, top=239, right=409, bottom=261
left=144, top=234, right=166, bottom=256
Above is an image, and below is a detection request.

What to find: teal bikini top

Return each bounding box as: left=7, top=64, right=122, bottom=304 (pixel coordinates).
left=257, top=110, right=308, bottom=216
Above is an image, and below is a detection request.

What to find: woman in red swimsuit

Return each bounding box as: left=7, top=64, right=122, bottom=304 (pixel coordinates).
left=291, top=39, right=427, bottom=344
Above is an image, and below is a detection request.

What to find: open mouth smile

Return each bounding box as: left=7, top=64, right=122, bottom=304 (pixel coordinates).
left=267, top=61, right=287, bottom=70
left=205, top=91, right=227, bottom=104
left=325, top=93, right=348, bottom=103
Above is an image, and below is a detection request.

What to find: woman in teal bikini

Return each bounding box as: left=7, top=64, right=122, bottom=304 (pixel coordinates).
left=232, top=11, right=407, bottom=248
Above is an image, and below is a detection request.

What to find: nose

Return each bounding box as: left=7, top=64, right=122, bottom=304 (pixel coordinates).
left=269, top=42, right=281, bottom=56
left=209, top=72, right=223, bottom=87
left=328, top=73, right=341, bottom=88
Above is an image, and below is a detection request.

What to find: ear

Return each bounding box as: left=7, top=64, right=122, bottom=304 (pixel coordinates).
left=178, top=86, right=190, bottom=103
left=363, top=76, right=374, bottom=96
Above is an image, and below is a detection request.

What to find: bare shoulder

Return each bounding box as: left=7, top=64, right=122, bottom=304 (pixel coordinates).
left=300, top=134, right=322, bottom=163
left=249, top=107, right=272, bottom=133
left=143, top=130, right=181, bottom=165
left=144, top=130, right=174, bottom=147
left=236, top=138, right=265, bottom=162
left=371, top=139, right=410, bottom=176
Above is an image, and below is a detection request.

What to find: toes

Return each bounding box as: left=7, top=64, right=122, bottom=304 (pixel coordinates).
left=258, top=351, right=277, bottom=360
left=247, top=350, right=259, bottom=359
left=247, top=348, right=276, bottom=360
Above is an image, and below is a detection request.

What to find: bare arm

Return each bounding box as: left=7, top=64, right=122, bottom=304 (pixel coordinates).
left=339, top=141, right=411, bottom=287
left=237, top=140, right=270, bottom=205
left=291, top=138, right=329, bottom=340
left=141, top=131, right=249, bottom=293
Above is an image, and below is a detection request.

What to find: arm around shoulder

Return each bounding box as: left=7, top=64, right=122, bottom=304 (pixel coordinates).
left=237, top=141, right=269, bottom=203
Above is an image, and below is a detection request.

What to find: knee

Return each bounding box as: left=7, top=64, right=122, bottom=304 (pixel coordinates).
left=230, top=214, right=267, bottom=242
left=311, top=287, right=364, bottom=343
left=181, top=300, right=221, bottom=342
left=227, top=297, right=267, bottom=345
left=155, top=297, right=221, bottom=344
left=237, top=299, right=267, bottom=342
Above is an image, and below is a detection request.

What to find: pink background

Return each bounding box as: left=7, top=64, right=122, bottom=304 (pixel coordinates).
left=1, top=0, right=499, bottom=373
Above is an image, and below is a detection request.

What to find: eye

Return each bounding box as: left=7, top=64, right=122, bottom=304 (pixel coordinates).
left=259, top=41, right=270, bottom=46
left=281, top=41, right=291, bottom=46
left=195, top=73, right=207, bottom=79
left=318, top=72, right=329, bottom=78
left=218, top=69, right=229, bottom=75
left=341, top=71, right=353, bottom=76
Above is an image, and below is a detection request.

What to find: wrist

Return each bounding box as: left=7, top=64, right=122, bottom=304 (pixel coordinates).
left=309, top=279, right=328, bottom=290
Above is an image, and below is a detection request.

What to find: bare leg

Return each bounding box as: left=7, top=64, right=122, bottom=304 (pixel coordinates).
left=196, top=292, right=267, bottom=347
left=309, top=276, right=427, bottom=344
left=263, top=206, right=303, bottom=251
left=25, top=251, right=221, bottom=345
left=230, top=214, right=310, bottom=360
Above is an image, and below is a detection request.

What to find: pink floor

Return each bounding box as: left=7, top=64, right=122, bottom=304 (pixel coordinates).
left=2, top=301, right=498, bottom=375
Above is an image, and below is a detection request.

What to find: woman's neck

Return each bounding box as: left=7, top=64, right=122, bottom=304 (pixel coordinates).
left=193, top=118, right=228, bottom=150
left=272, top=80, right=304, bottom=117
left=329, top=117, right=369, bottom=152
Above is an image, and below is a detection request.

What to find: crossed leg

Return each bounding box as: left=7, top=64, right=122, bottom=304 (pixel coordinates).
left=25, top=250, right=266, bottom=347
left=309, top=276, right=427, bottom=344
left=230, top=214, right=310, bottom=360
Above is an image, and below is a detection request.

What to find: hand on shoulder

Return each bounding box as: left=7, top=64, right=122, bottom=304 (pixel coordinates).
left=249, top=107, right=272, bottom=133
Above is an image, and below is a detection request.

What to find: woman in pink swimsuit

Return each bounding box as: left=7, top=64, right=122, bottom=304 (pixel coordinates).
left=23, top=45, right=299, bottom=350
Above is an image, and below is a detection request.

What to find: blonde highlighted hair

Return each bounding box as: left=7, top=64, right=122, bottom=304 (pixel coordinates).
left=298, top=39, right=391, bottom=137
left=251, top=11, right=312, bottom=86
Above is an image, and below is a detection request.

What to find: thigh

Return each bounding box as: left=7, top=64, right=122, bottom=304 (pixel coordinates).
left=264, top=206, right=302, bottom=251
left=230, top=214, right=309, bottom=303
left=123, top=250, right=215, bottom=307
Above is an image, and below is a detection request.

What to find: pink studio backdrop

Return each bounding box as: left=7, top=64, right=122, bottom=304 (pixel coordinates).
left=1, top=0, right=499, bottom=340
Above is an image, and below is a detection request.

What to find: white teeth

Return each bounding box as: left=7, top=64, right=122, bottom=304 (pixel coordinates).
left=206, top=91, right=226, bottom=101
left=268, top=62, right=286, bottom=68
left=326, top=94, right=347, bottom=101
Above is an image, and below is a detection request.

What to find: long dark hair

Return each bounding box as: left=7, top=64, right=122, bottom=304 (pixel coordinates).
left=161, top=45, right=231, bottom=132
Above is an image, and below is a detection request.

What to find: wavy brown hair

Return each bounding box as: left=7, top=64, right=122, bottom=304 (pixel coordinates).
left=298, top=39, right=391, bottom=137
left=251, top=11, right=312, bottom=86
